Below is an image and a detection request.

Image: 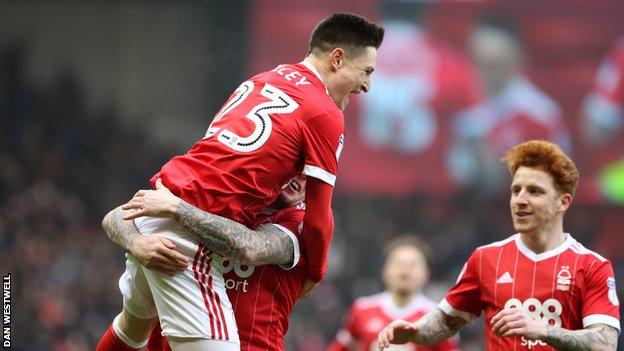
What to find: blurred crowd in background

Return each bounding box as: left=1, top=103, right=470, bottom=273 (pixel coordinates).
left=2, top=0, right=623, bottom=350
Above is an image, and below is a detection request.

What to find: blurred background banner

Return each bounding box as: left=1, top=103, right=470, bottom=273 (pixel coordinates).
left=1, top=0, right=623, bottom=350
left=250, top=0, right=624, bottom=201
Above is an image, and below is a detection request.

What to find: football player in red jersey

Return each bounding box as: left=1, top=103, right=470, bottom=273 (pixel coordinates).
left=101, top=175, right=310, bottom=351
left=327, top=236, right=458, bottom=351
left=96, top=13, right=384, bottom=351
left=378, top=140, right=620, bottom=350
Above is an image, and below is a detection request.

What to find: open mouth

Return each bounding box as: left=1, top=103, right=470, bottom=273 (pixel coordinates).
left=289, top=179, right=301, bottom=192
left=515, top=211, right=532, bottom=219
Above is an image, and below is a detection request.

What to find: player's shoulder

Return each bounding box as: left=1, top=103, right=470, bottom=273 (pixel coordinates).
left=475, top=234, right=518, bottom=253
left=567, top=236, right=610, bottom=264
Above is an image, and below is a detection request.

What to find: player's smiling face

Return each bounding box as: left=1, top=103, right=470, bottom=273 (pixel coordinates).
left=277, top=174, right=306, bottom=208
left=332, top=46, right=377, bottom=110
left=510, top=166, right=570, bottom=235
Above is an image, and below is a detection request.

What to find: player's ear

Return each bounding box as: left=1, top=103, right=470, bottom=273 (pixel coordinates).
left=558, top=193, right=572, bottom=213
left=329, top=48, right=345, bottom=71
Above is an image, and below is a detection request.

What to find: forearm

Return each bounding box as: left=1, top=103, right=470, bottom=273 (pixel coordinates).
left=411, top=309, right=465, bottom=345
left=542, top=324, right=618, bottom=351
left=174, top=201, right=293, bottom=265
left=301, top=178, right=334, bottom=282
left=102, top=206, right=141, bottom=251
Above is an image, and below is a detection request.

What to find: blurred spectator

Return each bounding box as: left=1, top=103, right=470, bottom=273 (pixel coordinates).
left=450, top=17, right=571, bottom=196
left=0, top=44, right=172, bottom=350
left=581, top=36, right=624, bottom=205
left=338, top=1, right=482, bottom=196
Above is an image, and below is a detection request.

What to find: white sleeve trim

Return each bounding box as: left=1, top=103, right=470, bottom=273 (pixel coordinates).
left=582, top=314, right=621, bottom=332
left=438, top=298, right=478, bottom=322
left=272, top=224, right=301, bottom=270
left=303, top=164, right=336, bottom=186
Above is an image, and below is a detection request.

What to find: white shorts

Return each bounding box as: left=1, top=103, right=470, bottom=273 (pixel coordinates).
left=118, top=216, right=239, bottom=345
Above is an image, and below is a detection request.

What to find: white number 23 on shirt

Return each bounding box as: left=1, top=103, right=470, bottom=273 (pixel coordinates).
left=204, top=81, right=299, bottom=152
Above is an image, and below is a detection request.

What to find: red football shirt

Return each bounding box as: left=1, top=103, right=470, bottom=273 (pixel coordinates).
left=224, top=203, right=306, bottom=351
left=152, top=61, right=344, bottom=226
left=147, top=203, right=307, bottom=351
left=440, top=234, right=620, bottom=350
left=327, top=292, right=460, bottom=351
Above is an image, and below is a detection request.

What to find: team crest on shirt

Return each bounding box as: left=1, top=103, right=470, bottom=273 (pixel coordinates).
left=336, top=134, right=345, bottom=160
left=556, top=265, right=572, bottom=291
left=607, top=277, right=619, bottom=306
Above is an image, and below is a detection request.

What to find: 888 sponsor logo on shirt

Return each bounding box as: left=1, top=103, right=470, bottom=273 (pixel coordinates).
left=503, top=297, right=563, bottom=349
left=213, top=256, right=255, bottom=292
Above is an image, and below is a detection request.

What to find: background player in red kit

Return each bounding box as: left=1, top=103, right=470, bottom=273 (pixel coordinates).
left=327, top=236, right=459, bottom=351
left=378, top=140, right=620, bottom=350
left=102, top=175, right=310, bottom=351
left=96, top=13, right=384, bottom=351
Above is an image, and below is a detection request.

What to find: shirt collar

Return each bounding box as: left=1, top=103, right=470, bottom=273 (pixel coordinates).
left=301, top=59, right=330, bottom=95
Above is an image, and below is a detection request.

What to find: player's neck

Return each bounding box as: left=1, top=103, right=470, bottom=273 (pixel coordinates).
left=304, top=55, right=329, bottom=83
left=520, top=221, right=565, bottom=254
left=304, top=54, right=340, bottom=105
left=390, top=291, right=416, bottom=307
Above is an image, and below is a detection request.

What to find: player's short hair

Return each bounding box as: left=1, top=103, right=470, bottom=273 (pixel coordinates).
left=502, top=140, right=579, bottom=197
left=383, top=235, right=430, bottom=263
left=308, top=13, right=385, bottom=56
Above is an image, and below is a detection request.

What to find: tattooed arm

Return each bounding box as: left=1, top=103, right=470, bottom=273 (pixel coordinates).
left=102, top=206, right=188, bottom=276
left=492, top=307, right=619, bottom=351
left=377, top=309, right=467, bottom=348
left=174, top=201, right=295, bottom=266
left=121, top=180, right=295, bottom=267
left=102, top=206, right=141, bottom=251
left=410, top=309, right=467, bottom=345
left=542, top=324, right=619, bottom=351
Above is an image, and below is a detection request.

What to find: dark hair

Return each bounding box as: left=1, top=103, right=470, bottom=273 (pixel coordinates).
left=383, top=234, right=431, bottom=262
left=308, top=13, right=384, bottom=56
left=475, top=14, right=523, bottom=47
left=502, top=140, right=579, bottom=197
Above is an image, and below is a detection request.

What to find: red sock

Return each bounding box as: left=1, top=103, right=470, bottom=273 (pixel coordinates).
left=96, top=324, right=142, bottom=351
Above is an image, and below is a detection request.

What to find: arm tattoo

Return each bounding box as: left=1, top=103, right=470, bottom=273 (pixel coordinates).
left=102, top=206, right=140, bottom=251
left=542, top=324, right=618, bottom=351
left=174, top=201, right=294, bottom=266
left=413, top=309, right=467, bottom=345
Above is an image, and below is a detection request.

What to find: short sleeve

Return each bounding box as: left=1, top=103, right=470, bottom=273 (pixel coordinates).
left=301, top=112, right=344, bottom=186
left=270, top=206, right=305, bottom=270
left=581, top=259, right=620, bottom=331
left=438, top=250, right=482, bottom=322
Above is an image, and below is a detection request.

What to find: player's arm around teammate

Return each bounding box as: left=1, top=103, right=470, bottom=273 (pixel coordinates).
left=122, top=178, right=296, bottom=267
left=103, top=208, right=188, bottom=276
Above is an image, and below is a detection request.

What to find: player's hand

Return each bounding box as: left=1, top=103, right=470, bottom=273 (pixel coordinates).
left=122, top=178, right=181, bottom=220
left=491, top=307, right=548, bottom=340
left=377, top=319, right=419, bottom=349
left=130, top=235, right=188, bottom=276
left=298, top=278, right=319, bottom=300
